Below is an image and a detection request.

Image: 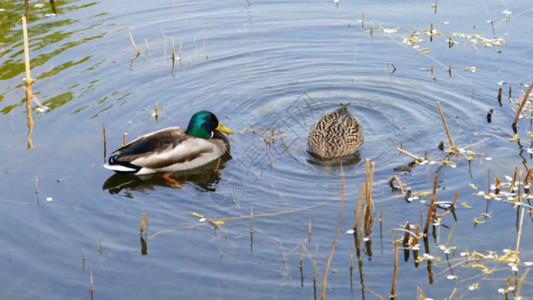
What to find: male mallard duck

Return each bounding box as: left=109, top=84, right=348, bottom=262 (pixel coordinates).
left=104, top=111, right=234, bottom=175
left=308, top=103, right=363, bottom=159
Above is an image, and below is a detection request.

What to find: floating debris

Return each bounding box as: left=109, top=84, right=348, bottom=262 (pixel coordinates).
left=378, top=26, right=400, bottom=34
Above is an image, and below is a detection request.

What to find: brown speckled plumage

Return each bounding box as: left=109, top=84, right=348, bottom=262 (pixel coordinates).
left=308, top=103, right=364, bottom=159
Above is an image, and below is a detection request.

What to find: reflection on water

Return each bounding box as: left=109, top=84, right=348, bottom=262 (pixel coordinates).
left=0, top=0, right=106, bottom=114
left=306, top=150, right=362, bottom=167
left=102, top=155, right=231, bottom=194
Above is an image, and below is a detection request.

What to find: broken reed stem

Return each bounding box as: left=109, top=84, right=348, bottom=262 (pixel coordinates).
left=445, top=223, right=456, bottom=249
left=395, top=147, right=423, bottom=162
left=140, top=213, right=148, bottom=234
left=361, top=11, right=364, bottom=28
left=516, top=268, right=530, bottom=298
left=144, top=38, right=150, bottom=54
left=102, top=123, right=107, bottom=161
left=171, top=37, right=175, bottom=61
left=402, top=222, right=411, bottom=247
left=524, top=168, right=532, bottom=187
left=129, top=32, right=141, bottom=56
left=512, top=80, right=533, bottom=127
left=367, top=162, right=375, bottom=208
left=90, top=269, right=94, bottom=298
left=515, top=200, right=525, bottom=262
left=313, top=244, right=318, bottom=291
left=353, top=184, right=365, bottom=231
left=511, top=165, right=518, bottom=193
left=24, top=0, right=29, bottom=22
left=451, top=190, right=459, bottom=207
left=22, top=16, right=34, bottom=149
left=308, top=218, right=312, bottom=243
left=437, top=101, right=455, bottom=149
left=22, top=17, right=32, bottom=87
left=123, top=133, right=127, bottom=146
left=321, top=163, right=345, bottom=300
left=250, top=207, right=254, bottom=234
left=97, top=230, right=102, bottom=255
left=424, top=174, right=439, bottom=235
left=300, top=245, right=305, bottom=269
left=389, top=176, right=406, bottom=194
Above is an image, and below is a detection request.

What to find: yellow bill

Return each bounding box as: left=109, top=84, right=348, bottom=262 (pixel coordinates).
left=216, top=123, right=234, bottom=134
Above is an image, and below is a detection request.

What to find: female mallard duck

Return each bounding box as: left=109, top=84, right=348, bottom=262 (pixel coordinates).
left=104, top=111, right=234, bottom=175
left=308, top=103, right=363, bottom=159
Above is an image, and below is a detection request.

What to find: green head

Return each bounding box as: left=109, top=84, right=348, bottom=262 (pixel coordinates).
left=185, top=111, right=234, bottom=138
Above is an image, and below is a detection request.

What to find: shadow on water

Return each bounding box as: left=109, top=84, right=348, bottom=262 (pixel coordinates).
left=102, top=154, right=231, bottom=194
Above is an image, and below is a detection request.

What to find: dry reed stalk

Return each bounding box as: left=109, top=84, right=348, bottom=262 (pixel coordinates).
left=516, top=268, right=530, bottom=298
left=388, top=175, right=405, bottom=194
left=308, top=218, right=312, bottom=243
left=144, top=38, right=150, bottom=54
left=448, top=288, right=457, bottom=300
left=512, top=81, right=533, bottom=127
left=363, top=162, right=375, bottom=238
left=300, top=245, right=305, bottom=269
left=423, top=174, right=439, bottom=235
left=90, top=269, right=94, bottom=299
left=361, top=11, right=364, bottom=28
left=402, top=222, right=411, bottom=247
left=509, top=84, right=512, bottom=99
left=451, top=190, right=459, bottom=207
left=102, top=123, right=107, bottom=160
left=129, top=32, right=141, bottom=56
left=367, top=162, right=375, bottom=208
left=35, top=176, right=39, bottom=194
left=321, top=163, right=345, bottom=300
left=495, top=176, right=501, bottom=194
left=97, top=230, right=102, bottom=255
left=445, top=223, right=456, bottom=249
left=171, top=38, right=175, bottom=61
left=511, top=165, right=518, bottom=193
left=437, top=102, right=455, bottom=149
left=395, top=147, right=423, bottom=162
left=515, top=198, right=525, bottom=262
left=250, top=207, right=254, bottom=234
left=498, top=87, right=502, bottom=105
left=123, top=133, right=127, bottom=146
left=524, top=169, right=532, bottom=187
left=504, top=276, right=511, bottom=293
left=313, top=244, right=318, bottom=297
left=390, top=231, right=398, bottom=298
left=353, top=184, right=365, bottom=231
left=448, top=64, right=452, bottom=76
left=140, top=213, right=148, bottom=234
left=22, top=16, right=35, bottom=148
left=412, top=225, right=420, bottom=248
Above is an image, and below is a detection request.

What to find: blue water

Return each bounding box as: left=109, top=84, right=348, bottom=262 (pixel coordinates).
left=1, top=0, right=533, bottom=298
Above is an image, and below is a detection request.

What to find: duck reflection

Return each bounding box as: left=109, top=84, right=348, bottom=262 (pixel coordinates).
left=102, top=155, right=231, bottom=194
left=306, top=150, right=362, bottom=167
